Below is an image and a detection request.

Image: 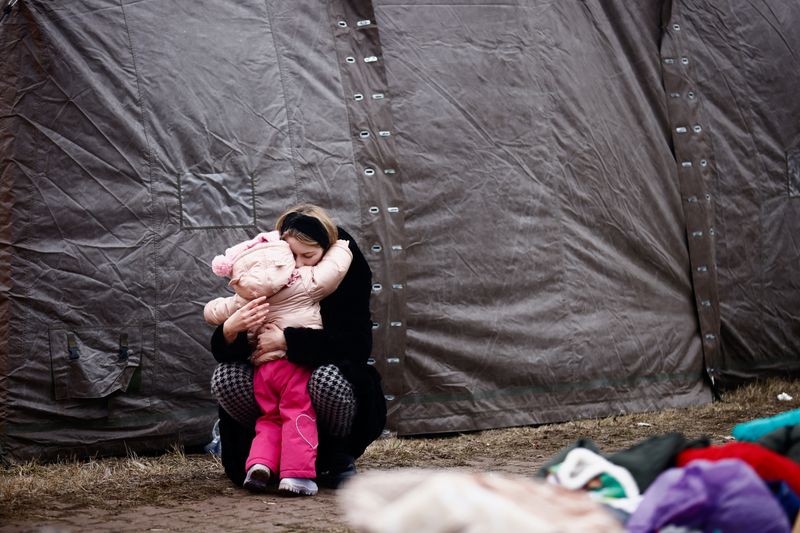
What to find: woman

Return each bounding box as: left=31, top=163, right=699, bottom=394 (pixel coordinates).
left=210, top=204, right=386, bottom=488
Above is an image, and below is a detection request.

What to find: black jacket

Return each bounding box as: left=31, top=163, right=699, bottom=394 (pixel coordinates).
left=211, top=227, right=386, bottom=484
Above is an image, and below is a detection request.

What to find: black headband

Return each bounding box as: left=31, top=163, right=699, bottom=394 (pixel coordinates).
left=280, top=212, right=330, bottom=250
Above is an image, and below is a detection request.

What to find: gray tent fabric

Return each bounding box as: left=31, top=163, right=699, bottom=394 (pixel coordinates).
left=0, top=0, right=798, bottom=461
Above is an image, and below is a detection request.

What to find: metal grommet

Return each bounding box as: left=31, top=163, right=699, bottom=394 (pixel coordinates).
left=687, top=91, right=696, bottom=99
left=371, top=244, right=382, bottom=252
left=693, top=124, right=702, bottom=133
left=681, top=57, right=689, bottom=65
left=705, top=193, right=711, bottom=201
left=364, top=168, right=375, bottom=176
left=672, top=23, right=680, bottom=31
left=709, top=228, right=716, bottom=236
left=354, top=93, right=364, bottom=101
left=368, top=206, right=379, bottom=214
left=384, top=394, right=395, bottom=401
left=337, top=20, right=348, bottom=28
left=360, top=130, right=370, bottom=138
left=372, top=321, right=380, bottom=329
left=700, top=159, right=708, bottom=167
left=372, top=283, right=383, bottom=292
left=367, top=357, right=376, bottom=365
left=345, top=56, right=356, bottom=64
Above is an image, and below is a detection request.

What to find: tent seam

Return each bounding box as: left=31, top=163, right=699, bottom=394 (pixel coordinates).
left=119, top=0, right=159, bottom=367
left=262, top=0, right=301, bottom=207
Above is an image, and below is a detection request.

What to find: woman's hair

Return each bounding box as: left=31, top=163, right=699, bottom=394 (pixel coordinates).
left=275, top=203, right=338, bottom=249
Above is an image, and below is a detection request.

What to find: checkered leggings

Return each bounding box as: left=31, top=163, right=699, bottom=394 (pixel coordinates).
left=211, top=362, right=356, bottom=437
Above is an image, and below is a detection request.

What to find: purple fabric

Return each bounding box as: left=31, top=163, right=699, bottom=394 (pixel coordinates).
left=626, top=459, right=790, bottom=533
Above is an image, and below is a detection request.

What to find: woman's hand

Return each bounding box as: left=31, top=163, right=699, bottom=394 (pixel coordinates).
left=222, top=296, right=269, bottom=343
left=251, top=323, right=287, bottom=365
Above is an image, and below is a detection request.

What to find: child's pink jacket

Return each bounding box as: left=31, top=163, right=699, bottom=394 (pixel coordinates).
left=204, top=239, right=353, bottom=330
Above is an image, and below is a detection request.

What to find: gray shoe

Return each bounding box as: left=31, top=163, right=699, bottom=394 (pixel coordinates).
left=243, top=464, right=272, bottom=492
left=278, top=477, right=318, bottom=496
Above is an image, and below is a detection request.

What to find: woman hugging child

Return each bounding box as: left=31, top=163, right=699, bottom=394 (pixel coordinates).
left=204, top=229, right=352, bottom=495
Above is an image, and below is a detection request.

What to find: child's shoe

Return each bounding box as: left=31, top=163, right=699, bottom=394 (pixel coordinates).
left=243, top=464, right=272, bottom=492
left=278, top=477, right=318, bottom=496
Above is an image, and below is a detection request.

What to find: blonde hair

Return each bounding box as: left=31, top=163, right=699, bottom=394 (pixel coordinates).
left=275, top=203, right=338, bottom=249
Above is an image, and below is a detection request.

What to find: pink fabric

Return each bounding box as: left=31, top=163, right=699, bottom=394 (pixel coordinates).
left=211, top=230, right=280, bottom=277
left=246, top=358, right=318, bottom=479
left=204, top=239, right=352, bottom=327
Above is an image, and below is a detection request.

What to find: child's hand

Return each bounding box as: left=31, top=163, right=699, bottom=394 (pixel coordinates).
left=222, top=296, right=269, bottom=342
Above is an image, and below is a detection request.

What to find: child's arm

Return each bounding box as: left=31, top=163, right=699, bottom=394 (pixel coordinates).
left=304, top=240, right=353, bottom=302
left=203, top=294, right=248, bottom=325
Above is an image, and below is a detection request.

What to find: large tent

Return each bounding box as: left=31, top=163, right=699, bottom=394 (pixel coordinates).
left=1, top=0, right=798, bottom=461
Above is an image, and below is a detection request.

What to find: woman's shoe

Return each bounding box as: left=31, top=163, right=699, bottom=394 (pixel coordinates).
left=317, top=460, right=357, bottom=488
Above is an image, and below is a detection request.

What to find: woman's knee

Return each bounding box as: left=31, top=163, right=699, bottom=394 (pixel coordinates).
left=211, top=363, right=253, bottom=397
left=308, top=365, right=356, bottom=437
left=211, top=363, right=259, bottom=427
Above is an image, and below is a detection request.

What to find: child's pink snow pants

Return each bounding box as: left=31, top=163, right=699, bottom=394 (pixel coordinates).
left=246, top=358, right=318, bottom=479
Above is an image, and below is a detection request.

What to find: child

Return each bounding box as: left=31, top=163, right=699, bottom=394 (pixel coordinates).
left=205, top=230, right=352, bottom=495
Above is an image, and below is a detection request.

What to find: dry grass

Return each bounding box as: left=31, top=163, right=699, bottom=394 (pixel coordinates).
left=0, top=446, right=229, bottom=521
left=2, top=377, right=797, bottom=522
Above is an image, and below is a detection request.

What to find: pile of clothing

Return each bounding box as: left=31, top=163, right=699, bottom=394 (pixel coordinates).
left=339, top=408, right=800, bottom=532
left=539, top=414, right=800, bottom=532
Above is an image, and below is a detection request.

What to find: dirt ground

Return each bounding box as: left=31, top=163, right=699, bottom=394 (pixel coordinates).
left=1, top=378, right=797, bottom=532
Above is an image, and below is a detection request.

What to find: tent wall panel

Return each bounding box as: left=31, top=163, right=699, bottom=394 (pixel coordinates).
left=375, top=1, right=709, bottom=434
left=0, top=2, right=168, bottom=459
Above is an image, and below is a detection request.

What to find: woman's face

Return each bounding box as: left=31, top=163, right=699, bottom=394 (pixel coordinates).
left=284, top=235, right=324, bottom=267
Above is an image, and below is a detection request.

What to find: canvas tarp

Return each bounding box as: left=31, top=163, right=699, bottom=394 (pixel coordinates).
left=0, top=0, right=797, bottom=461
